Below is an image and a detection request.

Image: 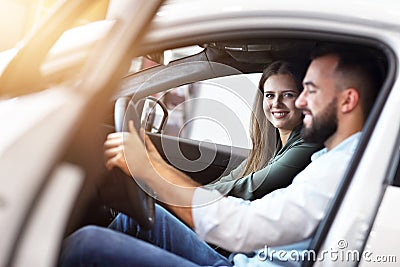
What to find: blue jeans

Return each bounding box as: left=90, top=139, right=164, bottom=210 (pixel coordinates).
left=58, top=204, right=232, bottom=267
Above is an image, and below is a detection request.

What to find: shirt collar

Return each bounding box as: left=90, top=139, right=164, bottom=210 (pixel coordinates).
left=311, top=132, right=362, bottom=161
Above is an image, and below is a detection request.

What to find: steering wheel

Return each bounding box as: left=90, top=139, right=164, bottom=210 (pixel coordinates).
left=99, top=97, right=155, bottom=230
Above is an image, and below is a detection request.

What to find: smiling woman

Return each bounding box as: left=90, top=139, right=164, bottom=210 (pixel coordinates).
left=261, top=61, right=304, bottom=145
left=204, top=61, right=322, bottom=200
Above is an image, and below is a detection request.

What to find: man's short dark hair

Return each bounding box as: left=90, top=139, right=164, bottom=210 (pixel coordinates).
left=311, top=43, right=385, bottom=121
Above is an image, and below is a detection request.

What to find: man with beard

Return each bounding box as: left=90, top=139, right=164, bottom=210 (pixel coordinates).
left=59, top=45, right=383, bottom=267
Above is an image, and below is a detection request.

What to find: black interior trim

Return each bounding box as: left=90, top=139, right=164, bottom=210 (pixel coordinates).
left=116, top=50, right=243, bottom=100
left=147, top=133, right=249, bottom=185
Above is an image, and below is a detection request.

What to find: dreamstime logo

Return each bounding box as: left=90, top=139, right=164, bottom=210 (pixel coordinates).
left=257, top=239, right=397, bottom=264
left=337, top=239, right=348, bottom=250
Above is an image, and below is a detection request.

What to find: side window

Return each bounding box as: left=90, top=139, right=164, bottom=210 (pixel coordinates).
left=141, top=73, right=261, bottom=149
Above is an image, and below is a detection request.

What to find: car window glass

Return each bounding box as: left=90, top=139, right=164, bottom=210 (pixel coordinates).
left=141, top=73, right=260, bottom=149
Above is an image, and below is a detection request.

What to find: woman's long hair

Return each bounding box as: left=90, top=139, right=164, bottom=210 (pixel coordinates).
left=240, top=61, right=305, bottom=177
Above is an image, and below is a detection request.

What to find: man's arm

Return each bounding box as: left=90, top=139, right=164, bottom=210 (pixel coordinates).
left=104, top=121, right=358, bottom=252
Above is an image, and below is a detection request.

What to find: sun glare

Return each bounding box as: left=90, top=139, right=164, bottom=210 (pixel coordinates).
left=0, top=0, right=109, bottom=52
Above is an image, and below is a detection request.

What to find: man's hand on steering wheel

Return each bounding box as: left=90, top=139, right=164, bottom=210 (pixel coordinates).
left=104, top=120, right=152, bottom=178
left=104, top=120, right=170, bottom=179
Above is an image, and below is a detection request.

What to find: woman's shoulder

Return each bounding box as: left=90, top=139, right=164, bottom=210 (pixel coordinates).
left=287, top=124, right=323, bottom=149
left=288, top=134, right=323, bottom=149
left=291, top=139, right=324, bottom=151
left=280, top=131, right=324, bottom=157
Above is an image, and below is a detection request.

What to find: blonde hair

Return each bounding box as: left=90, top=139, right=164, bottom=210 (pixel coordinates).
left=240, top=61, right=304, bottom=176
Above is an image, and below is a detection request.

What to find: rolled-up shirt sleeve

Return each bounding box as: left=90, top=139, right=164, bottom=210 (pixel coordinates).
left=192, top=183, right=325, bottom=253
left=191, top=138, right=358, bottom=253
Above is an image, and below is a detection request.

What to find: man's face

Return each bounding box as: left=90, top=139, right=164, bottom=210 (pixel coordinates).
left=295, top=55, right=340, bottom=144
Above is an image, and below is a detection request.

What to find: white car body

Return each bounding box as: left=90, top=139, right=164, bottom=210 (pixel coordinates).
left=1, top=0, right=400, bottom=266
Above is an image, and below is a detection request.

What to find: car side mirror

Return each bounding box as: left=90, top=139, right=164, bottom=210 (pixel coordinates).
left=141, top=96, right=168, bottom=134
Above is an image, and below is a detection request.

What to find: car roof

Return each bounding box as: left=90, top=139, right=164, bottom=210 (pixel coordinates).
left=153, top=0, right=400, bottom=28
left=137, top=0, right=400, bottom=57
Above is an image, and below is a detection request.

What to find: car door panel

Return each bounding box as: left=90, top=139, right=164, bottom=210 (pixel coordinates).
left=147, top=133, right=248, bottom=185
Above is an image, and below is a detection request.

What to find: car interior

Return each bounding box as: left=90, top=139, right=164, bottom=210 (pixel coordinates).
left=70, top=35, right=392, bottom=245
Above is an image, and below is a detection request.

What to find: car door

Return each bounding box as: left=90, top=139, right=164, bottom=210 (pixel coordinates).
left=0, top=1, right=163, bottom=266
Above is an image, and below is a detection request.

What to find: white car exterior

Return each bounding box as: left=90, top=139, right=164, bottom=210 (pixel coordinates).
left=1, top=0, right=400, bottom=266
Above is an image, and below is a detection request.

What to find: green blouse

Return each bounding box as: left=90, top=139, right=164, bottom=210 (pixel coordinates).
left=204, top=125, right=322, bottom=200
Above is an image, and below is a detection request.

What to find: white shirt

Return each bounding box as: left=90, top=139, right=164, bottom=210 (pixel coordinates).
left=192, top=133, right=361, bottom=256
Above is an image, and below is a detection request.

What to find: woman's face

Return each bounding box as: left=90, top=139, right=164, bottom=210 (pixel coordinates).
left=263, top=74, right=303, bottom=131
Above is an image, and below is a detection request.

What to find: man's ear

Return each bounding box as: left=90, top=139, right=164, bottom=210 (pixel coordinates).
left=340, top=88, right=360, bottom=113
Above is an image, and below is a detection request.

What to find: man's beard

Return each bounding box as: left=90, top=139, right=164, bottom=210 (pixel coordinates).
left=301, top=98, right=338, bottom=144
